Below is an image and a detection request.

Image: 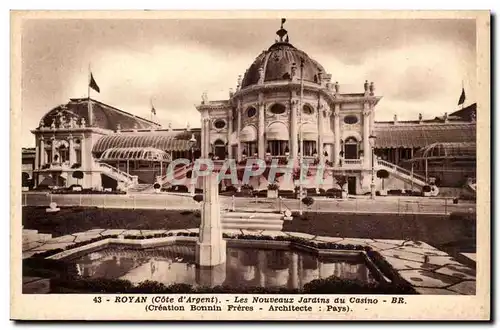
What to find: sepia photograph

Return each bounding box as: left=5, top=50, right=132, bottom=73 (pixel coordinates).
left=11, top=10, right=490, bottom=320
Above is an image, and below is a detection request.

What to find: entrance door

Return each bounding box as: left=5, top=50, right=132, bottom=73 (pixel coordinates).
left=347, top=176, right=357, bottom=195
left=344, top=137, right=358, bottom=159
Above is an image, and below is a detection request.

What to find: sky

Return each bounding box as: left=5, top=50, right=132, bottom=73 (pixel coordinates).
left=21, top=18, right=476, bottom=147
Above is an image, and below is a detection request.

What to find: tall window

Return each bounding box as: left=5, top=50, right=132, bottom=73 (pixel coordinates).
left=232, top=108, right=237, bottom=132
left=267, top=141, right=288, bottom=156
left=302, top=141, right=317, bottom=157
left=59, top=146, right=69, bottom=163
left=243, top=142, right=257, bottom=157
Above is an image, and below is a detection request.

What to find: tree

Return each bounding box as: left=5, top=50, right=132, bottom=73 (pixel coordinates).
left=333, top=175, right=347, bottom=191
left=376, top=169, right=390, bottom=190
left=22, top=172, right=30, bottom=187
left=302, top=196, right=314, bottom=209
left=193, top=194, right=203, bottom=203
left=72, top=170, right=84, bottom=186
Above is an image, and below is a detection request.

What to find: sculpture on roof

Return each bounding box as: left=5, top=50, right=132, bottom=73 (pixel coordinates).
left=201, top=91, right=208, bottom=105
left=369, top=82, right=375, bottom=96
left=364, top=80, right=369, bottom=93
left=80, top=117, right=86, bottom=128
left=258, top=67, right=265, bottom=84
left=334, top=81, right=340, bottom=94
left=419, top=113, right=423, bottom=122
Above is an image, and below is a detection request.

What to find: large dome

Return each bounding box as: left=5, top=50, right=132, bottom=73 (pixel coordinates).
left=241, top=41, right=326, bottom=89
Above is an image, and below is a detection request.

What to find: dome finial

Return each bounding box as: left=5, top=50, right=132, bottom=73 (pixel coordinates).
left=276, top=18, right=289, bottom=43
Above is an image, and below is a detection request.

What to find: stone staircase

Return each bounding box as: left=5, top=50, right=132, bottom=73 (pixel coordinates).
left=221, top=211, right=287, bottom=231
left=376, top=159, right=427, bottom=189
left=23, top=229, right=52, bottom=251
left=98, top=162, right=138, bottom=189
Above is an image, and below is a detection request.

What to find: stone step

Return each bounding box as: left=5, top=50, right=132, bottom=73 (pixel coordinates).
left=223, top=212, right=283, bottom=220
left=222, top=223, right=283, bottom=231
left=23, top=229, right=39, bottom=236
left=222, top=217, right=284, bottom=225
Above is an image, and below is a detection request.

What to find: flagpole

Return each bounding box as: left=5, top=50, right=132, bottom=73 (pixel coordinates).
left=461, top=80, right=464, bottom=109
left=88, top=64, right=92, bottom=126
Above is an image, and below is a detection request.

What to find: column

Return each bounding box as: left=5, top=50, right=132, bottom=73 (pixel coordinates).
left=290, top=253, right=299, bottom=289
left=237, top=106, right=242, bottom=162
left=34, top=146, right=39, bottom=170
left=290, top=100, right=298, bottom=160
left=204, top=118, right=211, bottom=158
left=68, top=134, right=75, bottom=165
left=51, top=136, right=56, bottom=163
left=333, top=104, right=341, bottom=166
left=39, top=137, right=45, bottom=167
left=258, top=100, right=265, bottom=160
left=363, top=102, right=371, bottom=169
left=80, top=135, right=86, bottom=170
left=200, top=117, right=205, bottom=158
left=227, top=112, right=233, bottom=159
left=317, top=104, right=324, bottom=163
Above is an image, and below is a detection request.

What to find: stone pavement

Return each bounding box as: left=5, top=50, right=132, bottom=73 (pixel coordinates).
left=23, top=228, right=476, bottom=295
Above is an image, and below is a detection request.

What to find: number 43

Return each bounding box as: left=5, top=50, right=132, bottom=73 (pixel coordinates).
left=93, top=297, right=102, bottom=303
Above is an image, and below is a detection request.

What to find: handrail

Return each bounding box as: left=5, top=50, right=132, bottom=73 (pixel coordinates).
left=99, top=162, right=135, bottom=181
left=377, top=159, right=426, bottom=183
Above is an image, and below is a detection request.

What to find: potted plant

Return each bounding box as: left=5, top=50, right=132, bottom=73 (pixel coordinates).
left=153, top=182, right=161, bottom=193
left=422, top=185, right=432, bottom=197
left=193, top=194, right=203, bottom=203
left=334, top=175, right=348, bottom=199
left=267, top=182, right=279, bottom=198
left=376, top=169, right=389, bottom=196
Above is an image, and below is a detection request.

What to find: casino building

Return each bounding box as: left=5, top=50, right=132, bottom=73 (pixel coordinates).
left=24, top=21, right=476, bottom=195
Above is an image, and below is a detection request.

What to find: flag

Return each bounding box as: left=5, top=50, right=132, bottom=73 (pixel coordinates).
left=281, top=18, right=286, bottom=25
left=151, top=104, right=156, bottom=116
left=458, top=87, right=466, bottom=106
left=89, top=72, right=100, bottom=93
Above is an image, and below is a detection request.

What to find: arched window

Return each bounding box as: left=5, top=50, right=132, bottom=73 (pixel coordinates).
left=269, top=103, right=286, bottom=115
left=303, top=104, right=314, bottom=115
left=246, top=107, right=257, bottom=118
left=344, top=137, right=359, bottom=160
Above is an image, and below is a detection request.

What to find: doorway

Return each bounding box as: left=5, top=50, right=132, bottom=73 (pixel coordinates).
left=347, top=176, right=357, bottom=195
left=213, top=139, right=226, bottom=160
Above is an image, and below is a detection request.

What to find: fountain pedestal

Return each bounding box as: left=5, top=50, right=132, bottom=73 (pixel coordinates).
left=196, top=172, right=226, bottom=267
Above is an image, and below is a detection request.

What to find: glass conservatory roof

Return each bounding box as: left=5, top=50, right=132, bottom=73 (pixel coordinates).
left=100, top=147, right=171, bottom=162
left=413, top=142, right=476, bottom=160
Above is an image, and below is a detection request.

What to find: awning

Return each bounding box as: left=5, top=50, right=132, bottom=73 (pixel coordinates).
left=299, top=122, right=317, bottom=141
left=266, top=122, right=289, bottom=141
left=240, top=125, right=257, bottom=142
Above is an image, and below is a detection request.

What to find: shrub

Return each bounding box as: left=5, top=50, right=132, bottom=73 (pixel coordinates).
left=301, top=196, right=314, bottom=208
left=71, top=163, right=81, bottom=169
left=268, top=183, right=279, bottom=190
left=422, top=185, right=432, bottom=193
left=193, top=194, right=203, bottom=203
left=153, top=182, right=161, bottom=190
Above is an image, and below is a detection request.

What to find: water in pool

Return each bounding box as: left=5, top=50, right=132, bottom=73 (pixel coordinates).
left=72, top=245, right=377, bottom=289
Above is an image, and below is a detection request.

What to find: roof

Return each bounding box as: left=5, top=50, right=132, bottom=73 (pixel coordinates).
left=40, top=98, right=160, bottom=131
left=241, top=42, right=326, bottom=89
left=93, top=131, right=201, bottom=153
left=374, top=123, right=476, bottom=148
left=449, top=103, right=477, bottom=121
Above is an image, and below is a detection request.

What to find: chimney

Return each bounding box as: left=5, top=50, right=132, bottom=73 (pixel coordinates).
left=393, top=114, right=398, bottom=124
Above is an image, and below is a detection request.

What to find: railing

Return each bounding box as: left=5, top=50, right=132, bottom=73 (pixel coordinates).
left=377, top=159, right=427, bottom=184
left=99, top=162, right=137, bottom=183
left=343, top=159, right=363, bottom=165
left=157, top=162, right=194, bottom=185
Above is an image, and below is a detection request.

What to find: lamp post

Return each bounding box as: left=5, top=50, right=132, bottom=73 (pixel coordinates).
left=188, top=134, right=197, bottom=196
left=368, top=134, right=377, bottom=199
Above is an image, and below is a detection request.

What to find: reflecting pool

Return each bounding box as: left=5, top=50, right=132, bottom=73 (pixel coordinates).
left=72, top=245, right=378, bottom=289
